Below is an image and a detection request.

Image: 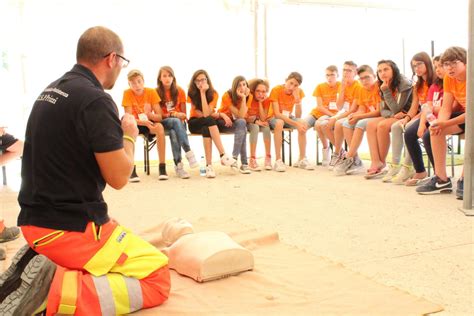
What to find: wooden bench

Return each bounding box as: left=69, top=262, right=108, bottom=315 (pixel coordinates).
left=141, top=128, right=294, bottom=175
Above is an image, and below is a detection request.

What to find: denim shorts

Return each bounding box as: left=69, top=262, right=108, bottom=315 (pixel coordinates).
left=342, top=117, right=372, bottom=131
left=269, top=116, right=298, bottom=130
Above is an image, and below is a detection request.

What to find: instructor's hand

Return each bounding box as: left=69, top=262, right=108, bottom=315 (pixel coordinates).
left=122, top=113, right=138, bottom=139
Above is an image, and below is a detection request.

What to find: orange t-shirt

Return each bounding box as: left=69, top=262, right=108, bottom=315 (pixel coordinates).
left=218, top=92, right=253, bottom=118
left=356, top=83, right=381, bottom=113
left=160, top=86, right=187, bottom=117
left=122, top=88, right=161, bottom=120
left=267, top=85, right=305, bottom=118
left=310, top=82, right=341, bottom=118
left=443, top=75, right=466, bottom=110
left=187, top=91, right=219, bottom=118
left=247, top=97, right=271, bottom=119
left=416, top=81, right=430, bottom=105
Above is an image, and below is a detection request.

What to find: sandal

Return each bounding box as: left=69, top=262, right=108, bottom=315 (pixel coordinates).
left=364, top=166, right=386, bottom=179
left=405, top=176, right=430, bottom=186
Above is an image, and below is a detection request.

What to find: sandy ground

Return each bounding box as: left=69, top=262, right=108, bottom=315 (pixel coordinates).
left=1, top=158, right=472, bottom=315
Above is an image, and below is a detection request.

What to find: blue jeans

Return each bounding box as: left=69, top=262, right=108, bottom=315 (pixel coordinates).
left=217, top=118, right=248, bottom=164
left=161, top=118, right=191, bottom=165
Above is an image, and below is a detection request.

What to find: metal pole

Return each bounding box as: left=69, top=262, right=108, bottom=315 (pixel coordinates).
left=431, top=40, right=435, bottom=57
left=253, top=0, right=258, bottom=77
left=402, top=38, right=406, bottom=75
left=460, top=0, right=474, bottom=215
left=263, top=2, right=268, bottom=79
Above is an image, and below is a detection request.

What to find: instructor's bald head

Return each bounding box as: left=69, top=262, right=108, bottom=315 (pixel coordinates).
left=76, top=26, right=123, bottom=65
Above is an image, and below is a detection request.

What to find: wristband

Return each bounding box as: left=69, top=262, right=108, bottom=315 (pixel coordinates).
left=405, top=114, right=412, bottom=121
left=254, top=118, right=258, bottom=123
left=123, top=135, right=135, bottom=145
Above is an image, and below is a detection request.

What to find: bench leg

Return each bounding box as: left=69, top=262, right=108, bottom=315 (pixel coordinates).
left=281, top=131, right=286, bottom=164
left=2, top=166, right=6, bottom=186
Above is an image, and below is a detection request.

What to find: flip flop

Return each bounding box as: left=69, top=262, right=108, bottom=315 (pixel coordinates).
left=405, top=176, right=430, bottom=187
left=364, top=167, right=382, bottom=179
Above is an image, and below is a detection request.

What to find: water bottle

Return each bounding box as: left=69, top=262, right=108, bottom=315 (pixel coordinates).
left=199, top=156, right=206, bottom=177
left=422, top=104, right=437, bottom=126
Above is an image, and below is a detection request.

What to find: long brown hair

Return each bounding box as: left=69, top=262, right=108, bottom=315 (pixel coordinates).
left=376, top=60, right=401, bottom=93
left=227, top=76, right=248, bottom=106
left=187, top=69, right=216, bottom=111
left=156, top=66, right=178, bottom=107
left=432, top=55, right=443, bottom=87
left=411, top=52, right=434, bottom=94
left=248, top=78, right=270, bottom=94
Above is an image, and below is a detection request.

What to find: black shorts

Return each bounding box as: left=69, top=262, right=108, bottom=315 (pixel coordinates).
left=0, top=133, right=18, bottom=152
left=451, top=112, right=465, bottom=133
left=138, top=126, right=155, bottom=141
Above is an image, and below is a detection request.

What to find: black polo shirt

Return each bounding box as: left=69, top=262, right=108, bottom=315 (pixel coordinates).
left=18, top=64, right=123, bottom=232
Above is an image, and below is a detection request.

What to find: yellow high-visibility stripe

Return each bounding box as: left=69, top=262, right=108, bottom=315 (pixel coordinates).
left=84, top=226, right=129, bottom=276
left=57, top=271, right=77, bottom=314
left=106, top=273, right=130, bottom=315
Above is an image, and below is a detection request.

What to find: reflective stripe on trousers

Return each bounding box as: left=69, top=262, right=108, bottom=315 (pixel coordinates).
left=21, top=221, right=170, bottom=315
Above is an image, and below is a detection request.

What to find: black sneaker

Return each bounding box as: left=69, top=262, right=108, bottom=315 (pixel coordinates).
left=0, top=248, right=56, bottom=315
left=456, top=178, right=464, bottom=200
left=0, top=226, right=21, bottom=243
left=159, top=163, right=169, bottom=181
left=416, top=176, right=452, bottom=195
left=129, top=165, right=140, bottom=183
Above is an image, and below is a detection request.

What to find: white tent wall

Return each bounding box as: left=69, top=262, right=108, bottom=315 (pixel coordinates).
left=0, top=0, right=469, bottom=143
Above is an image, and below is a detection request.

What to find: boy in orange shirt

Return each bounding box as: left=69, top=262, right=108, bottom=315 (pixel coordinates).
left=122, top=69, right=168, bottom=181
left=268, top=72, right=312, bottom=172
left=306, top=65, right=341, bottom=166
left=328, top=61, right=361, bottom=169
left=417, top=47, right=467, bottom=195
left=334, top=65, right=381, bottom=175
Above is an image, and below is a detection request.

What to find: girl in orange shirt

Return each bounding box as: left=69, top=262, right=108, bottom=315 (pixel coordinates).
left=187, top=70, right=235, bottom=178
left=217, top=76, right=251, bottom=174
left=156, top=66, right=198, bottom=179
left=365, top=60, right=413, bottom=178
left=388, top=52, right=434, bottom=184
left=404, top=56, right=446, bottom=186
left=247, top=78, right=272, bottom=170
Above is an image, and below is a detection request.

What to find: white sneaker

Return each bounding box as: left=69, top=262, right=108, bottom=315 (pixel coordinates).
left=239, top=164, right=251, bottom=174
left=382, top=164, right=401, bottom=183
left=206, top=165, right=216, bottom=178
left=334, top=157, right=353, bottom=176
left=185, top=150, right=198, bottom=168
left=274, top=159, right=286, bottom=172
left=321, top=147, right=330, bottom=166
left=230, top=160, right=239, bottom=172
left=175, top=162, right=190, bottom=179
left=264, top=157, right=272, bottom=170
left=249, top=158, right=262, bottom=171
left=391, top=164, right=415, bottom=185
left=345, top=156, right=364, bottom=175
left=328, top=153, right=339, bottom=170
left=220, top=153, right=236, bottom=166
left=295, top=158, right=315, bottom=170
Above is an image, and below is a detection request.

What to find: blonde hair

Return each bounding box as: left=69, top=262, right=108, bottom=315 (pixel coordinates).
left=127, top=69, right=143, bottom=81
